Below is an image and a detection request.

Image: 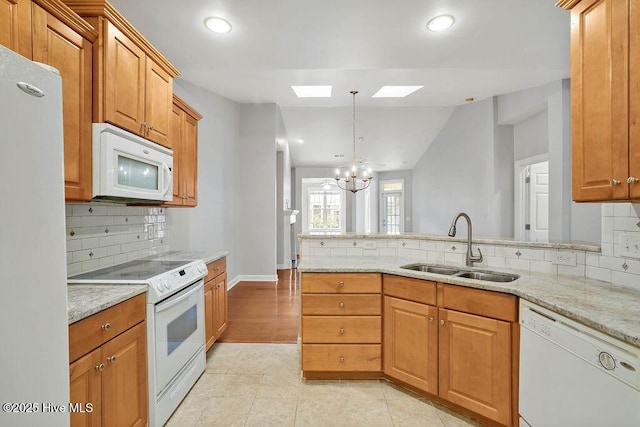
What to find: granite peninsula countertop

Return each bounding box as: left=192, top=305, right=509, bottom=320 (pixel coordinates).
left=298, top=256, right=640, bottom=347
left=67, top=250, right=229, bottom=324
left=298, top=232, right=601, bottom=252
left=67, top=285, right=147, bottom=324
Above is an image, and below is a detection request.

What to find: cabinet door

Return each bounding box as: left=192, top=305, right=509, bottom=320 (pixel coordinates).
left=165, top=103, right=183, bottom=205
left=181, top=112, right=198, bottom=206
left=0, top=0, right=31, bottom=58
left=630, top=0, right=640, bottom=199
left=69, top=348, right=102, bottom=427
left=204, top=279, right=215, bottom=351
left=213, top=272, right=228, bottom=340
left=383, top=296, right=438, bottom=395
left=438, top=309, right=511, bottom=426
left=144, top=58, right=172, bottom=146
left=102, top=322, right=147, bottom=427
left=104, top=21, right=145, bottom=137
left=571, top=0, right=629, bottom=201
left=32, top=4, right=93, bottom=201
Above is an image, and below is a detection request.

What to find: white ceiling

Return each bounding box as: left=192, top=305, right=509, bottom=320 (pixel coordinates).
left=109, top=0, right=570, bottom=171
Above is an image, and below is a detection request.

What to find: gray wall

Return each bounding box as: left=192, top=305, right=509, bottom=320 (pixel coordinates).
left=498, top=79, right=601, bottom=243
left=378, top=170, right=413, bottom=232
left=412, top=98, right=514, bottom=237
left=171, top=78, right=241, bottom=283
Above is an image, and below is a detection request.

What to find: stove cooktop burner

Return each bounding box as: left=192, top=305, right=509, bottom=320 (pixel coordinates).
left=69, top=260, right=189, bottom=281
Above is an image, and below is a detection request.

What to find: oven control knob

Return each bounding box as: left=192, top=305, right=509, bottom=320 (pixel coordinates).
left=161, top=280, right=170, bottom=291
left=155, top=283, right=164, bottom=293
left=599, top=352, right=616, bottom=370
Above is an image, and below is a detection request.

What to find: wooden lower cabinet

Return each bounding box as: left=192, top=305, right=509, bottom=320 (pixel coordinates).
left=301, top=273, right=382, bottom=375
left=69, top=294, right=147, bottom=427
left=439, top=308, right=512, bottom=426
left=205, top=257, right=228, bottom=350
left=383, top=296, right=438, bottom=395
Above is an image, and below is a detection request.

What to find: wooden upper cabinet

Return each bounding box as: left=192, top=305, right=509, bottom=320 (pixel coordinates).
left=104, top=21, right=146, bottom=136
left=165, top=95, right=201, bottom=207
left=561, top=0, right=640, bottom=201
left=630, top=0, right=640, bottom=199
left=32, top=3, right=94, bottom=201
left=0, top=0, right=32, bottom=58
left=64, top=0, right=179, bottom=148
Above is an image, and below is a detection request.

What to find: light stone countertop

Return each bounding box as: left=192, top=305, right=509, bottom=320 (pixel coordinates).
left=67, top=285, right=147, bottom=324
left=144, top=250, right=229, bottom=265
left=298, top=256, right=640, bottom=347
left=297, top=232, right=601, bottom=252
left=67, top=251, right=229, bottom=324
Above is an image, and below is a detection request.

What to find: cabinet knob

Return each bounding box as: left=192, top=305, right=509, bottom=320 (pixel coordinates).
left=628, top=177, right=639, bottom=184
left=148, top=125, right=154, bottom=131
left=339, top=356, right=345, bottom=364
left=141, top=122, right=148, bottom=128
left=338, top=281, right=345, bottom=288
left=101, top=323, right=111, bottom=331
left=339, top=302, right=345, bottom=309
left=95, top=363, right=105, bottom=372
left=339, top=328, right=345, bottom=335
left=428, top=317, right=434, bottom=323
left=440, top=320, right=445, bottom=326
left=107, top=355, right=117, bottom=363
left=610, top=179, right=621, bottom=186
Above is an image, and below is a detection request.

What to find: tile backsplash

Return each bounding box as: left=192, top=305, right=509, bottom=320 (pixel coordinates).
left=65, top=203, right=170, bottom=276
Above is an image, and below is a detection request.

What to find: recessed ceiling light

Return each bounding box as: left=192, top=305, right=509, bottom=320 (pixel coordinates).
left=204, top=17, right=232, bottom=34
left=372, top=86, right=424, bottom=98
left=291, top=86, right=332, bottom=98
left=297, top=138, right=304, bottom=144
left=426, top=14, right=455, bottom=32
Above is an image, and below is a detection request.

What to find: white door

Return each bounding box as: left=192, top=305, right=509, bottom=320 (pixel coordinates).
left=527, top=161, right=549, bottom=242
left=381, top=192, right=402, bottom=234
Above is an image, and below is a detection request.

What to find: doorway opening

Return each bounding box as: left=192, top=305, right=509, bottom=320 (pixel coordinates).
left=515, top=155, right=549, bottom=242
left=380, top=180, right=404, bottom=234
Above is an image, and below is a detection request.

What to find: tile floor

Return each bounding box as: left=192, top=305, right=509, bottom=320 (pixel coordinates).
left=166, top=343, right=481, bottom=427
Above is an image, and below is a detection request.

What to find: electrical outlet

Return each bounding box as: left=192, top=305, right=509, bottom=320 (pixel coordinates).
left=551, top=251, right=577, bottom=266
left=619, top=233, right=640, bottom=259
left=363, top=241, right=377, bottom=249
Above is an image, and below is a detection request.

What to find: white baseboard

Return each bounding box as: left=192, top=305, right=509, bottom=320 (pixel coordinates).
left=228, top=275, right=278, bottom=290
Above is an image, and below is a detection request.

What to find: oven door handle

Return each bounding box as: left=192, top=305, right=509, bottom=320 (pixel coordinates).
left=155, top=280, right=204, bottom=313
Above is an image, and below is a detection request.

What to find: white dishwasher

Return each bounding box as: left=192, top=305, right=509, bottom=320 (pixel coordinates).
left=519, top=300, right=640, bottom=427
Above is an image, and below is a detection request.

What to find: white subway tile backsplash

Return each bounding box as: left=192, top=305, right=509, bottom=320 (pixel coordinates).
left=586, top=266, right=611, bottom=283
left=346, top=248, right=363, bottom=257
left=330, top=248, right=347, bottom=257
left=586, top=254, right=599, bottom=267
left=505, top=258, right=530, bottom=271
left=66, top=203, right=170, bottom=275
left=558, top=264, right=586, bottom=278
left=444, top=253, right=464, bottom=264
left=378, top=248, right=397, bottom=257
left=611, top=271, right=640, bottom=290
left=410, top=249, right=427, bottom=261
left=427, top=251, right=445, bottom=263
left=530, top=261, right=558, bottom=275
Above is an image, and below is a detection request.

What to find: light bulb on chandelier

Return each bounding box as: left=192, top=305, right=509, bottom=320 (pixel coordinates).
left=334, top=91, right=373, bottom=193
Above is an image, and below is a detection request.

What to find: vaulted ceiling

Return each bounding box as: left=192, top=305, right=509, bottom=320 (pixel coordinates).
left=109, top=0, right=570, bottom=171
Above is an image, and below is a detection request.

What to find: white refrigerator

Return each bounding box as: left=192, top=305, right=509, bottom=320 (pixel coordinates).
left=0, top=45, right=70, bottom=426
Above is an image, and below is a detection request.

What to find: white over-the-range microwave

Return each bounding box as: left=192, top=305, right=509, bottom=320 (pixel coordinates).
left=92, top=123, right=173, bottom=203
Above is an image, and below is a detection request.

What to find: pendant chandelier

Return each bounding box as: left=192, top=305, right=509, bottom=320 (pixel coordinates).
left=334, top=90, right=373, bottom=193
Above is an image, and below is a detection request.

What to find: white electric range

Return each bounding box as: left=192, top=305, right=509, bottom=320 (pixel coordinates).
left=68, top=258, right=208, bottom=426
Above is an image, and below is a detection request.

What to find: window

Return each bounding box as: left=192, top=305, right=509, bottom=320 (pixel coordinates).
left=380, top=179, right=404, bottom=234
left=302, top=179, right=346, bottom=234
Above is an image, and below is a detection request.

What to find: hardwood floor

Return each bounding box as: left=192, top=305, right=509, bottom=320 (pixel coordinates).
left=218, top=269, right=300, bottom=343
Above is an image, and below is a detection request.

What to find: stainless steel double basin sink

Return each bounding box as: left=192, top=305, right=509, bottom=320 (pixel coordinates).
left=400, top=263, right=520, bottom=283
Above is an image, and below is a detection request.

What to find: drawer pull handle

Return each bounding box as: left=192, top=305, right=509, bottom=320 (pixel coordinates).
left=610, top=179, right=621, bottom=186
left=338, top=281, right=345, bottom=288
left=339, top=356, right=345, bottom=364
left=339, top=302, right=345, bottom=309
left=428, top=317, right=434, bottom=323
left=95, top=363, right=105, bottom=372
left=628, top=176, right=639, bottom=184
left=107, top=355, right=117, bottom=363
left=339, top=328, right=345, bottom=335
left=101, top=323, right=111, bottom=331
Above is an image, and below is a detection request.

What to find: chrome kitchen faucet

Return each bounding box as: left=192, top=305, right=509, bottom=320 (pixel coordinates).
left=448, top=212, right=483, bottom=267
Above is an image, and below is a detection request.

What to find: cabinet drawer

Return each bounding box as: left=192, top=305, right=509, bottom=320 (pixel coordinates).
left=302, top=273, right=381, bottom=294
left=440, top=284, right=517, bottom=322
left=302, top=344, right=381, bottom=372
left=302, top=316, right=381, bottom=343
left=383, top=274, right=437, bottom=305
left=205, top=257, right=226, bottom=282
left=69, top=293, right=146, bottom=363
left=302, top=294, right=381, bottom=315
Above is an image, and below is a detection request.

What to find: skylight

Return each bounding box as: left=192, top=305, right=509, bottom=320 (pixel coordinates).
left=291, top=86, right=332, bottom=98
left=372, top=86, right=424, bottom=98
